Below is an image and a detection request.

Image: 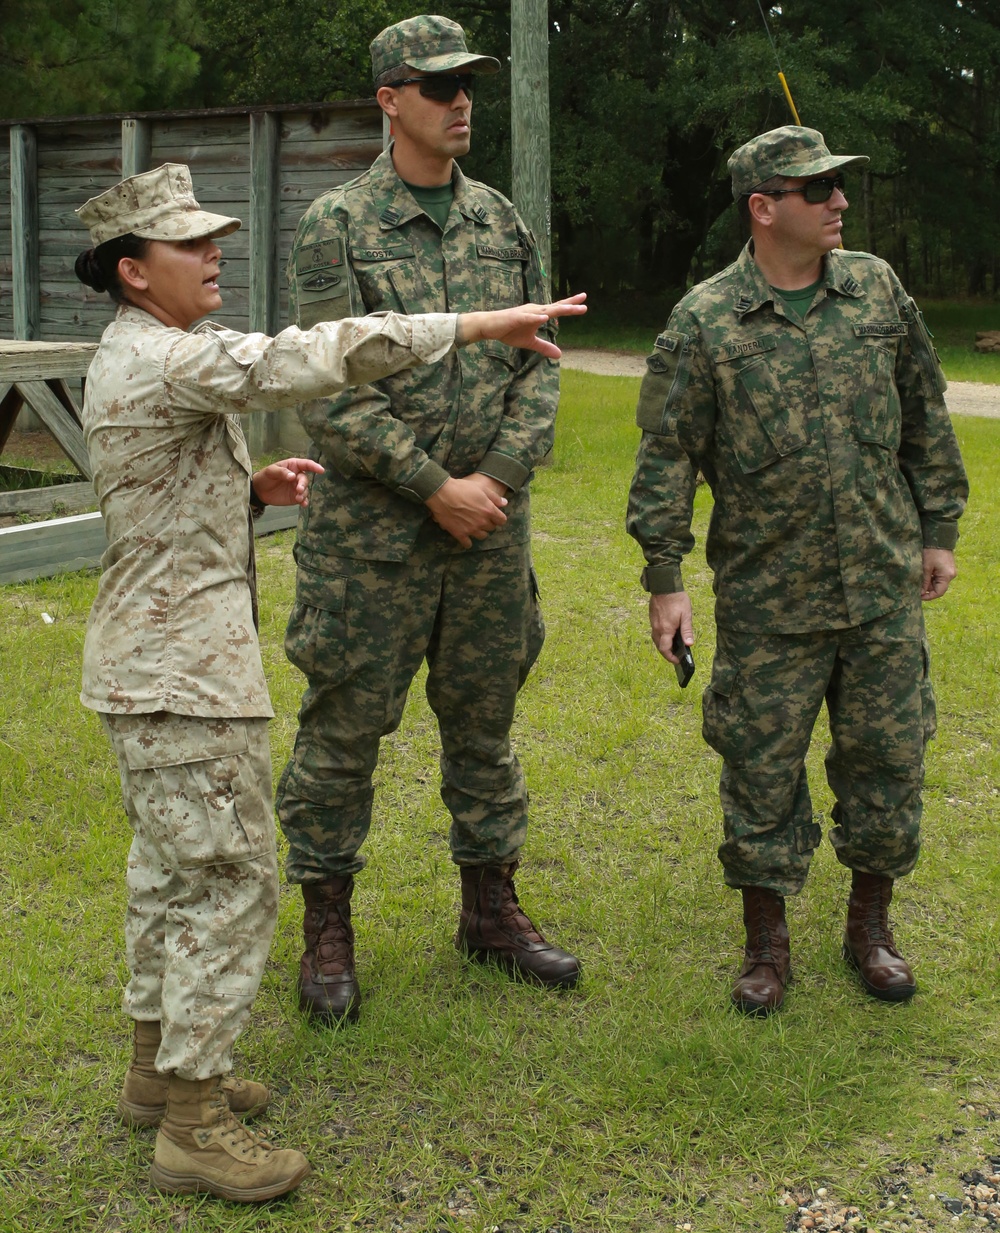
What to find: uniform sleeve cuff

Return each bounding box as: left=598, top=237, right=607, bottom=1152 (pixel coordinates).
left=641, top=564, right=684, bottom=593
left=407, top=313, right=460, bottom=362
left=399, top=458, right=451, bottom=503
left=921, top=518, right=959, bottom=550
left=478, top=450, right=529, bottom=493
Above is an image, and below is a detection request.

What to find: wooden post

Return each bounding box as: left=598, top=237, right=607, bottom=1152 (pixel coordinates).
left=121, top=118, right=152, bottom=179
left=11, top=125, right=39, bottom=342
left=246, top=111, right=281, bottom=456
left=510, top=0, right=552, bottom=294
left=11, top=125, right=40, bottom=427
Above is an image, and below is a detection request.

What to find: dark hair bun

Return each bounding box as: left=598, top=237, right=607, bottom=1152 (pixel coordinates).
left=74, top=248, right=107, bottom=293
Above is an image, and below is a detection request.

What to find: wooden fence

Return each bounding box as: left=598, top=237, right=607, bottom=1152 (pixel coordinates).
left=0, top=99, right=386, bottom=454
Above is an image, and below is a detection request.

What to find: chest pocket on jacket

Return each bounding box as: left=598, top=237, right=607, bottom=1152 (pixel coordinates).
left=725, top=342, right=809, bottom=474
left=482, top=257, right=526, bottom=368
left=853, top=338, right=902, bottom=450
left=354, top=250, right=424, bottom=314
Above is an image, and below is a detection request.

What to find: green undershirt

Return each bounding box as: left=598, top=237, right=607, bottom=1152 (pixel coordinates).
left=403, top=179, right=454, bottom=232
left=771, top=277, right=823, bottom=324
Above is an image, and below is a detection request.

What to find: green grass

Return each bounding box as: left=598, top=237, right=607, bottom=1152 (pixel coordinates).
left=558, top=295, right=1000, bottom=386
left=2, top=373, right=999, bottom=1231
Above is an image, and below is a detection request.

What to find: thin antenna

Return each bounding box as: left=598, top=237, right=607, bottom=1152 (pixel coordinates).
left=755, top=0, right=802, bottom=124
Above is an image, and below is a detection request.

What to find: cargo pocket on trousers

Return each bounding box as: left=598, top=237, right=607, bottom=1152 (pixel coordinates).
left=283, top=568, right=350, bottom=684
left=122, top=728, right=272, bottom=869
left=701, top=653, right=745, bottom=765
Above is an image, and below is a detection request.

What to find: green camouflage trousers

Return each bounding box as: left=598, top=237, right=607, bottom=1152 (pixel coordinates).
left=701, top=604, right=935, bottom=897
left=101, top=712, right=278, bottom=1080
left=276, top=538, right=544, bottom=882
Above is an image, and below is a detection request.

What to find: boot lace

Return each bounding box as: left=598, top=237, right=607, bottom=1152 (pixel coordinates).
left=495, top=878, right=544, bottom=943
left=210, top=1089, right=273, bottom=1159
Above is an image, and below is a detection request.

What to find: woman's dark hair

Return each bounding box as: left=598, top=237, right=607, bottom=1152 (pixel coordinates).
left=74, top=233, right=150, bottom=304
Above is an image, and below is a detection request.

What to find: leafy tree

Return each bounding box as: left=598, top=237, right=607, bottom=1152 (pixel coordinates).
left=0, top=0, right=203, bottom=116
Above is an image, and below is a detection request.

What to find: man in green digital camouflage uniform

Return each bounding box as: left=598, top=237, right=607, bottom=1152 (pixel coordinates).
left=627, top=126, right=968, bottom=1015
left=276, top=14, right=581, bottom=1024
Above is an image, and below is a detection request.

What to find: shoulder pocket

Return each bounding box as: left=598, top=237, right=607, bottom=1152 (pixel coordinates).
left=294, top=238, right=351, bottom=327
left=902, top=296, right=948, bottom=399
left=635, top=331, right=692, bottom=434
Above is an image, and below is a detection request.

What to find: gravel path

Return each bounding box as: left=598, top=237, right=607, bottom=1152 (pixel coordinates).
left=560, top=349, right=1000, bottom=417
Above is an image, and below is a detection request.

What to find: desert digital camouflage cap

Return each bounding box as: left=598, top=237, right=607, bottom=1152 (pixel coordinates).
left=370, top=14, right=500, bottom=83
left=728, top=126, right=869, bottom=200
left=76, top=163, right=242, bottom=247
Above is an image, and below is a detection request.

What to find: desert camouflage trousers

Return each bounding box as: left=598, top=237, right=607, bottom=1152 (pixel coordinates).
left=276, top=538, right=544, bottom=882
left=701, top=604, right=935, bottom=897
left=101, top=712, right=278, bottom=1079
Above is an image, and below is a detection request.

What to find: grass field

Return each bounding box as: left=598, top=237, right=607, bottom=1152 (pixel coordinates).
left=1, top=371, right=999, bottom=1232
left=557, top=297, right=1000, bottom=386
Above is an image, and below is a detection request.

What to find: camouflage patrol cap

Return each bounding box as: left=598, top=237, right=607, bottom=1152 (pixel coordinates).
left=370, top=14, right=500, bottom=83
left=76, top=163, right=241, bottom=247
left=728, top=126, right=869, bottom=201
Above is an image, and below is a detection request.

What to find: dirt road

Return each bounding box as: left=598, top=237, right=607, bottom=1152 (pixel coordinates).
left=560, top=349, right=1000, bottom=417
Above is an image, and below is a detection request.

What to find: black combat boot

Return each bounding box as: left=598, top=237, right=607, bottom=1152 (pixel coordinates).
left=455, top=862, right=581, bottom=989
left=298, top=877, right=362, bottom=1024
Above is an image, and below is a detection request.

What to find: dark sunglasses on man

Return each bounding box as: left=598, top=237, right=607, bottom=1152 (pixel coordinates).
left=754, top=174, right=846, bottom=204
left=388, top=73, right=476, bottom=103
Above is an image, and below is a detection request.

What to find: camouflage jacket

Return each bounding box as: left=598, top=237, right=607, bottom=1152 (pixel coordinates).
left=627, top=244, right=969, bottom=633
left=287, top=146, right=558, bottom=562
left=80, top=305, right=458, bottom=716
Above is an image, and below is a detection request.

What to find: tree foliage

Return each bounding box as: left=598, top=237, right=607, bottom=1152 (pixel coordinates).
left=6, top=0, right=1000, bottom=302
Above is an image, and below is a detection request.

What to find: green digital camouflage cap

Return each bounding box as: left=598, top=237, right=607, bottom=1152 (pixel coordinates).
left=728, top=126, right=869, bottom=201
left=370, top=14, right=500, bottom=83
left=76, top=163, right=241, bottom=247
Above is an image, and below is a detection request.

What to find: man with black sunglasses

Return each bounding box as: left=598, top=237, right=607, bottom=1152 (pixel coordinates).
left=278, top=14, right=582, bottom=1026
left=628, top=125, right=968, bottom=1016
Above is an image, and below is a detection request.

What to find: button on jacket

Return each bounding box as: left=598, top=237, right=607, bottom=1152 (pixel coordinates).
left=80, top=305, right=459, bottom=716
left=627, top=245, right=969, bottom=633
left=287, top=147, right=558, bottom=562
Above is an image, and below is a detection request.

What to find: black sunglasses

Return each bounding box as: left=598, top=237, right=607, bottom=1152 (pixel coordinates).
left=388, top=74, right=475, bottom=103
left=757, top=174, right=846, bottom=204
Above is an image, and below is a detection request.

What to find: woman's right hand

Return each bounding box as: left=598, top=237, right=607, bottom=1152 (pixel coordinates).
left=457, top=293, right=588, bottom=358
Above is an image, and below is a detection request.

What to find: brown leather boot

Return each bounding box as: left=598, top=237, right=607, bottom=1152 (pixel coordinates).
left=843, top=871, right=916, bottom=1001
left=151, top=1076, right=310, bottom=1201
left=298, top=877, right=361, bottom=1024
left=117, top=1020, right=269, bottom=1127
left=731, top=887, right=790, bottom=1016
left=455, top=862, right=581, bottom=989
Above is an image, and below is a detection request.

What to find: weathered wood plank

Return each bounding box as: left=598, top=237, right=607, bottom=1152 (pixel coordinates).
left=0, top=478, right=94, bottom=515
left=16, top=380, right=91, bottom=477
left=0, top=341, right=96, bottom=381
left=0, top=503, right=299, bottom=586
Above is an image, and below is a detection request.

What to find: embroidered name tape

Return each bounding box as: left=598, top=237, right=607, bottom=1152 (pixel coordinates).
left=853, top=323, right=909, bottom=337
left=478, top=245, right=528, bottom=261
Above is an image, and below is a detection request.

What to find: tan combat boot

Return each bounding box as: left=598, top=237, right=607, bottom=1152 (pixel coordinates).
left=117, top=1020, right=269, bottom=1127
left=456, top=862, right=581, bottom=988
left=731, top=887, right=790, bottom=1015
left=843, top=871, right=916, bottom=1001
left=150, top=1076, right=310, bottom=1201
